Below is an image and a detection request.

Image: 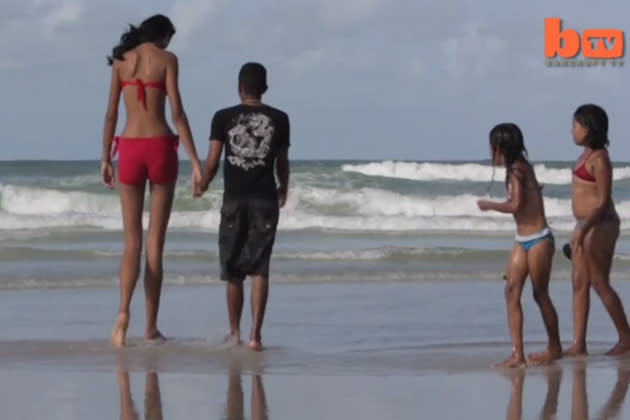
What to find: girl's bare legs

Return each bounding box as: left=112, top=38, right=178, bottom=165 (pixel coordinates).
left=494, top=243, right=529, bottom=368
left=144, top=182, right=175, bottom=341
left=593, top=360, right=630, bottom=420
left=504, top=369, right=524, bottom=420
left=111, top=183, right=146, bottom=347
left=538, top=368, right=562, bottom=420
left=585, top=222, right=630, bottom=355
left=526, top=237, right=563, bottom=364
left=571, top=364, right=588, bottom=420
left=564, top=227, right=590, bottom=357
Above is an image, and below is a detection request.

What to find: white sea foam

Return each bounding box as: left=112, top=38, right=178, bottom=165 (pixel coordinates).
left=2, top=183, right=629, bottom=233
left=342, top=161, right=630, bottom=184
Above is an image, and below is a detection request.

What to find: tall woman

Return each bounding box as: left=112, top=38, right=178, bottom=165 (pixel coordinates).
left=564, top=104, right=630, bottom=356
left=101, top=14, right=202, bottom=346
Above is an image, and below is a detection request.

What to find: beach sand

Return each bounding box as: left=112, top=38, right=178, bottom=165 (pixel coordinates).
left=1, top=281, right=629, bottom=419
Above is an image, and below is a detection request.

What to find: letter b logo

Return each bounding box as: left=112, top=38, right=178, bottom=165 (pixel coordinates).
left=544, top=17, right=624, bottom=59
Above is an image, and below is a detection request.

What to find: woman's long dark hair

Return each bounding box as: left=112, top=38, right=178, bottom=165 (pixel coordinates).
left=107, top=14, right=176, bottom=66
left=489, top=123, right=530, bottom=188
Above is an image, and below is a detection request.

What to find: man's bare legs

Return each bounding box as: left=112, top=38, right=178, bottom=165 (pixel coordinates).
left=526, top=238, right=563, bottom=364
left=494, top=243, right=528, bottom=368
left=249, top=274, right=269, bottom=351
left=225, top=274, right=269, bottom=350
left=226, top=280, right=244, bottom=345
left=143, top=182, right=175, bottom=341
left=587, top=222, right=630, bottom=355
left=111, top=183, right=145, bottom=347
left=225, top=367, right=244, bottom=420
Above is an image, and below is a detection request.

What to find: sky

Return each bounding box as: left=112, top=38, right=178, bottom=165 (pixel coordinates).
left=0, top=0, right=628, bottom=161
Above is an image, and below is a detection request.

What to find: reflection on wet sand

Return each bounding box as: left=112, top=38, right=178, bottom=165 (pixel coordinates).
left=224, top=365, right=269, bottom=420
left=118, top=370, right=163, bottom=420
left=116, top=364, right=269, bottom=420
left=504, top=361, right=630, bottom=420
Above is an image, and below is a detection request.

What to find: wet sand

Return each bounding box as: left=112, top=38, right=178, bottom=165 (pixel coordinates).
left=1, top=282, right=630, bottom=419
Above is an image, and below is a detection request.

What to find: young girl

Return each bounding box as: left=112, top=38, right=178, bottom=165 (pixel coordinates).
left=564, top=104, right=630, bottom=356
left=477, top=123, right=563, bottom=367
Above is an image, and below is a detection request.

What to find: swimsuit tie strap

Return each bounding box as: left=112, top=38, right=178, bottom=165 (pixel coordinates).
left=136, top=79, right=147, bottom=110
left=111, top=137, right=120, bottom=160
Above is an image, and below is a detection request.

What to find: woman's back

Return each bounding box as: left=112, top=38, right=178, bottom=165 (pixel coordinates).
left=116, top=43, right=173, bottom=137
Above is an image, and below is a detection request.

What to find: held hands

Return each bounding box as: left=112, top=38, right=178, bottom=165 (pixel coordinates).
left=101, top=160, right=116, bottom=188
left=191, top=161, right=204, bottom=198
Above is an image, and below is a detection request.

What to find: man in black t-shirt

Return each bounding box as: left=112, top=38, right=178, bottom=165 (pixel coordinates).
left=196, top=62, right=290, bottom=351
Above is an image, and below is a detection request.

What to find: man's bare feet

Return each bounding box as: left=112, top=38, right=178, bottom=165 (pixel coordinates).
left=110, top=312, right=130, bottom=348
left=527, top=347, right=563, bottom=365
left=492, top=353, right=526, bottom=368
left=145, top=330, right=166, bottom=343
left=605, top=339, right=630, bottom=356
left=563, top=343, right=587, bottom=357
left=248, top=340, right=263, bottom=352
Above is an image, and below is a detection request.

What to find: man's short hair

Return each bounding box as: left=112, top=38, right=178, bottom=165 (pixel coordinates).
left=238, top=62, right=268, bottom=97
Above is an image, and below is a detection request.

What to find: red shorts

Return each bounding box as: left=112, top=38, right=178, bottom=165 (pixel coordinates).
left=112, top=136, right=179, bottom=185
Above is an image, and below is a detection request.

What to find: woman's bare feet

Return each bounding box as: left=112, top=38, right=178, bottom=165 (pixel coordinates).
left=248, top=340, right=263, bottom=352
left=145, top=329, right=166, bottom=343
left=605, top=339, right=630, bottom=355
left=111, top=312, right=130, bottom=348
left=563, top=343, right=587, bottom=357
left=527, top=347, right=563, bottom=365
left=224, top=331, right=241, bottom=346
left=492, top=353, right=526, bottom=368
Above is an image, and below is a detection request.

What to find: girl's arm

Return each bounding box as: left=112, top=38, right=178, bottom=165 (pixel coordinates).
left=102, top=63, right=121, bottom=162
left=576, top=151, right=613, bottom=233
left=164, top=53, right=201, bottom=167
left=478, top=169, right=525, bottom=214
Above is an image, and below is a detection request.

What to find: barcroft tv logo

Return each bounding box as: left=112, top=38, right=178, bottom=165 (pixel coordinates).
left=544, top=17, right=624, bottom=67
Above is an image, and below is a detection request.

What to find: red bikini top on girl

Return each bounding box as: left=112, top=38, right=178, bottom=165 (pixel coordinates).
left=122, top=78, right=166, bottom=110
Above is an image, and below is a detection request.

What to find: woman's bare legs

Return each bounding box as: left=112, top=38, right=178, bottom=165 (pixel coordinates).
left=111, top=183, right=146, bottom=347
left=585, top=222, right=630, bottom=355
left=526, top=237, right=563, bottom=364
left=494, top=243, right=529, bottom=368
left=144, top=182, right=175, bottom=341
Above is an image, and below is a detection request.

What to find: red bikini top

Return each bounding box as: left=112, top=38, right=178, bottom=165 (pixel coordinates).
left=573, top=161, right=595, bottom=182
left=122, top=79, right=166, bottom=110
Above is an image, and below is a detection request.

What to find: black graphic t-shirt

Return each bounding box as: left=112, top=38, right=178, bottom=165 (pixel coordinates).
left=209, top=104, right=290, bottom=200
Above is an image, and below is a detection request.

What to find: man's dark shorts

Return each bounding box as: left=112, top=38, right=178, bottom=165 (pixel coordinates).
left=218, top=198, right=280, bottom=282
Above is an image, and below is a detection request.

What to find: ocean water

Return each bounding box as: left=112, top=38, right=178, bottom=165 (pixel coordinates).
left=1, top=159, right=630, bottom=289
